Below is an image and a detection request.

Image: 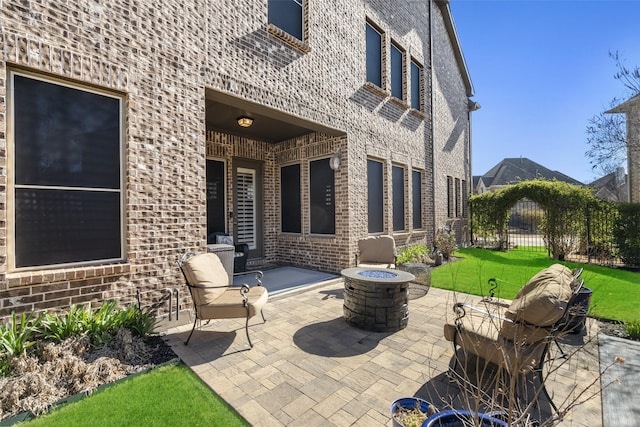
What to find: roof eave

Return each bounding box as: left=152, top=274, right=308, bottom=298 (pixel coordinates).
left=435, top=0, right=475, bottom=97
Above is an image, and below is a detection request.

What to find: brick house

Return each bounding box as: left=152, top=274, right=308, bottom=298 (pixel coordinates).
left=607, top=93, right=640, bottom=203
left=0, top=0, right=477, bottom=319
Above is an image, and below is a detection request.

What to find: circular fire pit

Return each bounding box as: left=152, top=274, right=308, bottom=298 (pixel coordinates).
left=341, top=267, right=415, bottom=332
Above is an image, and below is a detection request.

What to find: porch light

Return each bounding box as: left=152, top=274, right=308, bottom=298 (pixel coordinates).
left=237, top=116, right=254, bottom=127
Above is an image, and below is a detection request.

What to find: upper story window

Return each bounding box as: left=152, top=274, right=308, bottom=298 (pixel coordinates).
left=390, top=42, right=405, bottom=101
left=365, top=21, right=383, bottom=88
left=269, top=0, right=304, bottom=41
left=410, top=59, right=423, bottom=111
left=8, top=70, right=124, bottom=270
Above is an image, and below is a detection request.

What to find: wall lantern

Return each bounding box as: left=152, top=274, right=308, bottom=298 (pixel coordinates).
left=329, top=149, right=342, bottom=170
left=237, top=116, right=254, bottom=128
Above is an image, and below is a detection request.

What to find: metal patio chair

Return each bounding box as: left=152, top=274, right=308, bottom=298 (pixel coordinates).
left=177, top=252, right=268, bottom=347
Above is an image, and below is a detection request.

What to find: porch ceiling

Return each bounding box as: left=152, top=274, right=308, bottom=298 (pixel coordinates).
left=205, top=89, right=344, bottom=143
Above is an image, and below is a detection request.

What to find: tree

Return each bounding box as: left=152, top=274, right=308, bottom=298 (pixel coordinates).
left=585, top=52, right=640, bottom=176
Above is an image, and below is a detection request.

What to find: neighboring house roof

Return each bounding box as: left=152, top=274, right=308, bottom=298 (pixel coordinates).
left=588, top=169, right=629, bottom=202
left=435, top=0, right=474, bottom=97
left=478, top=157, right=584, bottom=188
left=606, top=92, right=640, bottom=113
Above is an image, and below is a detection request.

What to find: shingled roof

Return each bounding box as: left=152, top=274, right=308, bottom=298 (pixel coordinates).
left=476, top=157, right=583, bottom=189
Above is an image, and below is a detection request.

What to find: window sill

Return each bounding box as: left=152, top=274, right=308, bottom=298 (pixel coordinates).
left=409, top=108, right=426, bottom=119
left=364, top=82, right=390, bottom=98
left=389, top=96, right=410, bottom=110
left=7, top=263, right=131, bottom=287
left=267, top=24, right=311, bottom=53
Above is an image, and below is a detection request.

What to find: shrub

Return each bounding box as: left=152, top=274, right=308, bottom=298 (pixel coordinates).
left=41, top=305, right=87, bottom=343
left=434, top=230, right=457, bottom=260
left=396, top=244, right=432, bottom=265
left=625, top=320, right=640, bottom=340
left=612, top=203, right=640, bottom=267
left=116, top=305, right=159, bottom=337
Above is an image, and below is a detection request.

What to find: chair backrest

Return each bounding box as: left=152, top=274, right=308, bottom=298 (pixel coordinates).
left=358, top=236, right=396, bottom=263
left=178, top=252, right=229, bottom=306
left=499, top=264, right=575, bottom=344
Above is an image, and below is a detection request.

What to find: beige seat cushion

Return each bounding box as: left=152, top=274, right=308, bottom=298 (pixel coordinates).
left=181, top=253, right=229, bottom=305
left=444, top=312, right=545, bottom=374
left=197, top=286, right=268, bottom=320
left=503, top=264, right=573, bottom=328
left=358, top=236, right=396, bottom=264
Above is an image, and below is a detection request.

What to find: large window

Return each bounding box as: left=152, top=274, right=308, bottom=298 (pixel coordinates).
left=390, top=42, right=404, bottom=100
left=366, top=22, right=383, bottom=88
left=268, top=0, right=304, bottom=41
left=412, top=169, right=423, bottom=229
left=455, top=178, right=461, bottom=218
left=367, top=159, right=384, bottom=233
left=392, top=165, right=405, bottom=231
left=281, top=164, right=301, bottom=233
left=447, top=176, right=454, bottom=218
left=10, top=71, right=123, bottom=269
left=309, top=159, right=335, bottom=234
left=206, top=159, right=226, bottom=236
left=410, top=59, right=423, bottom=110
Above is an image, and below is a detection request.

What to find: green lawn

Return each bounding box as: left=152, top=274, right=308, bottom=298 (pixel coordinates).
left=19, top=363, right=248, bottom=427
left=430, top=247, right=640, bottom=323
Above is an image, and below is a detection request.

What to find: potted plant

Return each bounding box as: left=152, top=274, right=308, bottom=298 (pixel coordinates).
left=422, top=409, right=508, bottom=427
left=390, top=397, right=437, bottom=427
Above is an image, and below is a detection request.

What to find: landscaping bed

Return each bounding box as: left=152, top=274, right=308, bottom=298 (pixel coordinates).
left=0, top=329, right=177, bottom=421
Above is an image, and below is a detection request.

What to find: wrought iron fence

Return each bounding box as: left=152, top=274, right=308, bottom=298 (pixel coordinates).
left=470, top=198, right=640, bottom=269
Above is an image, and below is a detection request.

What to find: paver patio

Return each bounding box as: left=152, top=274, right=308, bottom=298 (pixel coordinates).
left=163, top=279, right=602, bottom=426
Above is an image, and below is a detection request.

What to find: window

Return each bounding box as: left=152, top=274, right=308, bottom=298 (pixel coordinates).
left=455, top=178, right=461, bottom=217
left=390, top=42, right=404, bottom=100
left=410, top=59, right=423, bottom=110
left=447, top=176, right=454, bottom=218
left=367, top=159, right=384, bottom=233
left=461, top=179, right=468, bottom=218
left=281, top=164, right=301, bottom=233
left=412, top=169, right=423, bottom=229
left=392, top=165, right=405, bottom=231
left=309, top=159, right=335, bottom=234
left=9, top=71, right=123, bottom=269
left=206, top=159, right=226, bottom=236
left=268, top=0, right=304, bottom=41
left=366, top=22, right=383, bottom=88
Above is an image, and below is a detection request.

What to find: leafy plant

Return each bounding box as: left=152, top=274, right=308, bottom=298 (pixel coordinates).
left=396, top=244, right=431, bottom=265
left=625, top=320, right=640, bottom=340
left=0, top=311, right=43, bottom=357
left=115, top=305, right=159, bottom=337
left=82, top=301, right=119, bottom=347
left=41, top=305, right=86, bottom=343
left=612, top=203, right=640, bottom=267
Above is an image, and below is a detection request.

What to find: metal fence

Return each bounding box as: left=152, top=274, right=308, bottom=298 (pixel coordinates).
left=471, top=198, right=639, bottom=269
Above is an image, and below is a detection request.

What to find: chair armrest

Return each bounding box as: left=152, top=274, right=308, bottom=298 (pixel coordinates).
left=354, top=253, right=359, bottom=266
left=233, top=270, right=264, bottom=287
left=453, top=302, right=514, bottom=324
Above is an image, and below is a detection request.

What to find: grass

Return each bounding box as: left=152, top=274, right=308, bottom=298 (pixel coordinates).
left=19, top=363, right=249, bottom=427
left=430, top=247, right=640, bottom=323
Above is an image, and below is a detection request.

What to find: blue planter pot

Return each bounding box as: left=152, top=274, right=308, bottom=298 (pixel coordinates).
left=390, top=397, right=438, bottom=427
left=422, top=409, right=508, bottom=427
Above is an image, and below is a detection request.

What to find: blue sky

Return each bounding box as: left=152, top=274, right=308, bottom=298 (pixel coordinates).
left=449, top=0, right=640, bottom=184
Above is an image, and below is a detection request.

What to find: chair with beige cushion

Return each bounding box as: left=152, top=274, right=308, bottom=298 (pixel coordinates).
left=355, top=235, right=397, bottom=268
left=177, top=252, right=268, bottom=347
left=443, top=264, right=584, bottom=413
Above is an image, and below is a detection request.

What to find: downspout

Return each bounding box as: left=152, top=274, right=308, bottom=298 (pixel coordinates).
left=429, top=0, right=437, bottom=246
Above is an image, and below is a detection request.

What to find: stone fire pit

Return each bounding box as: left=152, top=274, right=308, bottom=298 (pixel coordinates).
left=341, top=267, right=415, bottom=332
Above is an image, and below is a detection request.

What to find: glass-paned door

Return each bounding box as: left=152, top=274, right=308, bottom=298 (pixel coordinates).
left=234, top=160, right=263, bottom=258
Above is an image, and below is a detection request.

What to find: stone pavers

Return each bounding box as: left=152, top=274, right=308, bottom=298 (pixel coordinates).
left=163, top=281, right=602, bottom=426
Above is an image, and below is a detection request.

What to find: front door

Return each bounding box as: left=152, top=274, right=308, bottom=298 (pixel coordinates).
left=233, top=159, right=263, bottom=259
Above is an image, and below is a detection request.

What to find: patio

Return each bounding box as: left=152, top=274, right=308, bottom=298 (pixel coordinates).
left=163, top=279, right=601, bottom=426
